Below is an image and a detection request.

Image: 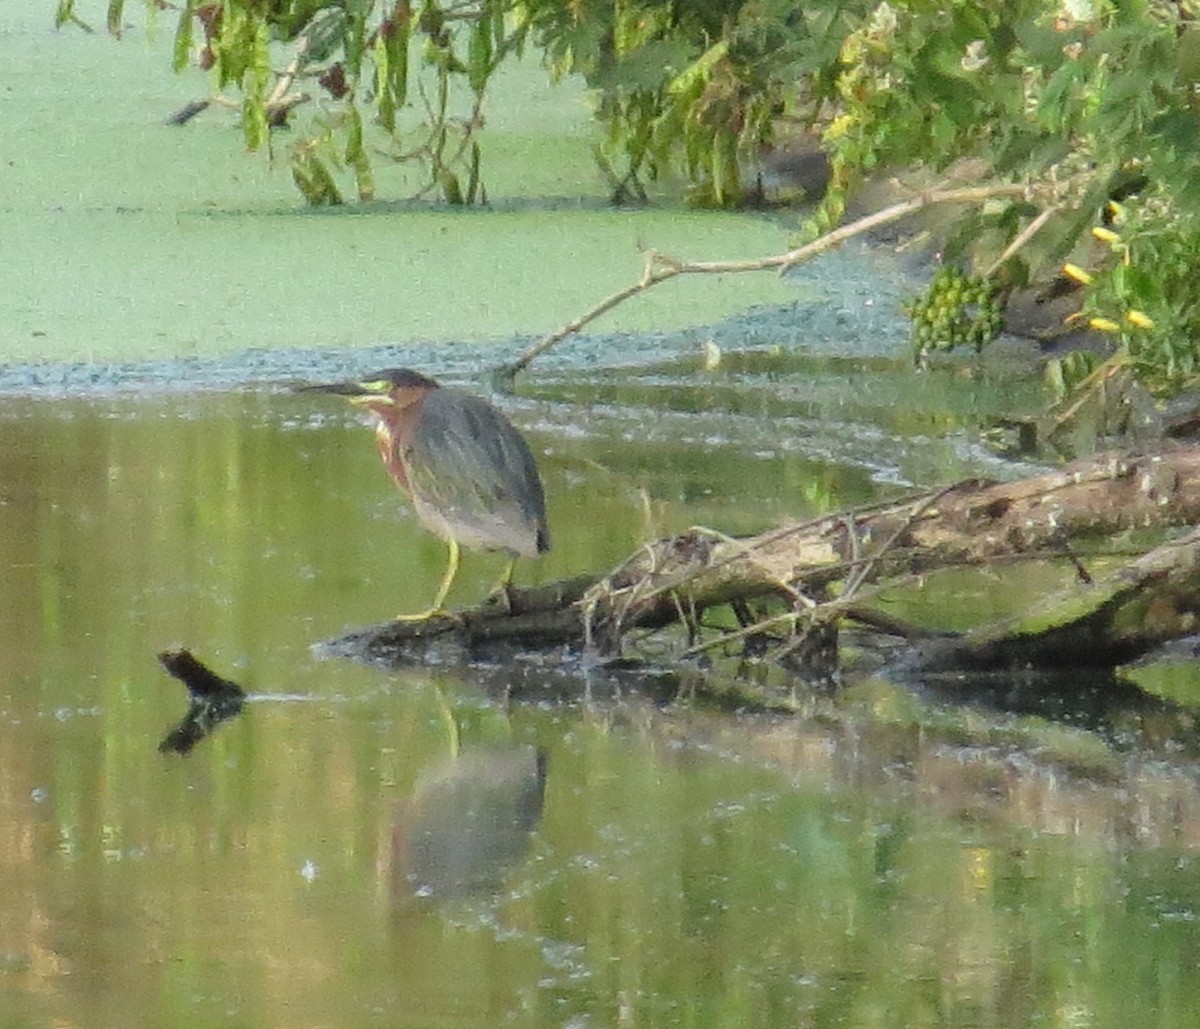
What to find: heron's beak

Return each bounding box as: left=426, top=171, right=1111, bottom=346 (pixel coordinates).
left=298, top=380, right=391, bottom=403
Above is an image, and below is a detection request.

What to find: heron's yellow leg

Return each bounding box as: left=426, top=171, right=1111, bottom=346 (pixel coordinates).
left=394, top=538, right=460, bottom=622
left=430, top=537, right=462, bottom=611
left=483, top=556, right=520, bottom=612
left=491, top=556, right=517, bottom=594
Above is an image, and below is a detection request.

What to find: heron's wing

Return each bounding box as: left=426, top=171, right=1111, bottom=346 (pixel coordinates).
left=404, top=390, right=548, bottom=556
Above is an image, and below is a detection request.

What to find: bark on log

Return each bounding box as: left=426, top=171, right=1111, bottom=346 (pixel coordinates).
left=317, top=447, right=1200, bottom=673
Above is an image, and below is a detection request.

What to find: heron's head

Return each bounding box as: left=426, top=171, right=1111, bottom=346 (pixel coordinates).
left=301, top=368, right=441, bottom=420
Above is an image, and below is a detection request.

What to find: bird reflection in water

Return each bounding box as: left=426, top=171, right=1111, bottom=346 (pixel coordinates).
left=390, top=744, right=547, bottom=909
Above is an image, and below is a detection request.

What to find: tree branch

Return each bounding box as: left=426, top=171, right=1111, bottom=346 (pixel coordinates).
left=495, top=181, right=1035, bottom=384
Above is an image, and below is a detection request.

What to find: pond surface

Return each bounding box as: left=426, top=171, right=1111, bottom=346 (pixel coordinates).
left=5, top=7, right=1200, bottom=1029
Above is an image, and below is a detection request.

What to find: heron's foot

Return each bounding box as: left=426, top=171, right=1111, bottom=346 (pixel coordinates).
left=482, top=581, right=519, bottom=615
left=392, top=606, right=458, bottom=624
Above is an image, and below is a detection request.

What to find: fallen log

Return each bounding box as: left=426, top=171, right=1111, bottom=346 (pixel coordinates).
left=317, top=447, right=1200, bottom=675
left=906, top=526, right=1200, bottom=672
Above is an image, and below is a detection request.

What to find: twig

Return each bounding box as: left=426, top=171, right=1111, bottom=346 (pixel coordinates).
left=842, top=483, right=963, bottom=598
left=596, top=482, right=992, bottom=661
left=497, top=251, right=668, bottom=382
left=1046, top=352, right=1132, bottom=434
left=267, top=92, right=311, bottom=125
left=677, top=496, right=964, bottom=660
left=984, top=205, right=1058, bottom=278
left=166, top=91, right=309, bottom=127
left=681, top=610, right=801, bottom=657
left=686, top=524, right=805, bottom=603
left=267, top=34, right=310, bottom=109
left=165, top=99, right=212, bottom=126
left=615, top=490, right=950, bottom=614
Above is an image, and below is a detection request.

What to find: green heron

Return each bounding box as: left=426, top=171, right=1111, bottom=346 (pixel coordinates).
left=304, top=368, right=550, bottom=619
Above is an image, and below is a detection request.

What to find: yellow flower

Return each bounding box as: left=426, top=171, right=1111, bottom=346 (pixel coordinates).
left=1088, top=317, right=1121, bottom=332
left=1063, top=263, right=1094, bottom=285
left=1091, top=226, right=1121, bottom=243
left=1126, top=310, right=1155, bottom=329
left=1106, top=201, right=1126, bottom=225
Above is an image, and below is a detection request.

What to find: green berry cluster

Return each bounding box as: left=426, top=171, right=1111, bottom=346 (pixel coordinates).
left=907, top=266, right=1003, bottom=357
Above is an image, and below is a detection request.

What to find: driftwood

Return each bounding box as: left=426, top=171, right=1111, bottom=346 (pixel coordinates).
left=318, top=447, right=1200, bottom=676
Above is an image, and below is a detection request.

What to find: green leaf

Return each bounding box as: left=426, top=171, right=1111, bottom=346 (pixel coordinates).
left=106, top=0, right=123, bottom=37
left=1015, top=20, right=1070, bottom=67
left=54, top=0, right=76, bottom=29
left=666, top=40, right=728, bottom=99
left=466, top=140, right=481, bottom=204
left=374, top=36, right=396, bottom=132
left=292, top=152, right=343, bottom=206
left=590, top=39, right=696, bottom=92
left=345, top=104, right=376, bottom=202
left=489, top=0, right=505, bottom=50
left=171, top=3, right=193, bottom=74
left=928, top=109, right=957, bottom=153
left=1150, top=109, right=1200, bottom=154
left=241, top=22, right=271, bottom=151
left=1110, top=261, right=1126, bottom=297
left=242, top=93, right=269, bottom=151
left=439, top=169, right=463, bottom=205
left=381, top=4, right=410, bottom=123
left=1044, top=358, right=1067, bottom=401
left=342, top=0, right=368, bottom=74
left=1037, top=60, right=1085, bottom=134
left=1176, top=27, right=1200, bottom=86
left=307, top=8, right=347, bottom=63
left=272, top=0, right=325, bottom=41
left=468, top=14, right=493, bottom=95
left=710, top=129, right=739, bottom=207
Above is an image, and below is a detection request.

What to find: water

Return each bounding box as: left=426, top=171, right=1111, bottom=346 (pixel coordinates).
left=5, top=379, right=1200, bottom=1027
left=4, top=7, right=1200, bottom=1028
